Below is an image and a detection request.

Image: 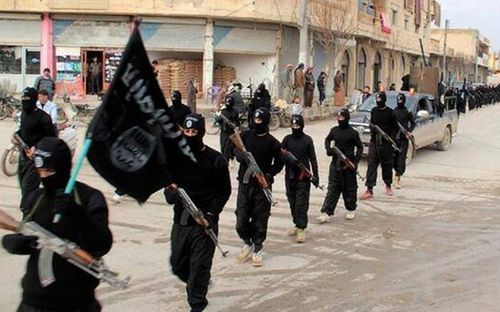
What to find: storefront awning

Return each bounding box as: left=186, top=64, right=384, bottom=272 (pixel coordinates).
left=0, top=19, right=41, bottom=46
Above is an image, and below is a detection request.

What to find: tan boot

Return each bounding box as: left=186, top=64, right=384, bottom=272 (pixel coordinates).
left=288, top=227, right=298, bottom=237
left=296, top=229, right=306, bottom=243
left=395, top=175, right=402, bottom=189
left=345, top=211, right=356, bottom=220
left=238, top=244, right=253, bottom=263
left=252, top=251, right=263, bottom=267
left=317, top=213, right=331, bottom=224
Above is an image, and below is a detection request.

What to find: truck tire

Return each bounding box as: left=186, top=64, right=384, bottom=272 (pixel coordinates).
left=436, top=126, right=452, bottom=151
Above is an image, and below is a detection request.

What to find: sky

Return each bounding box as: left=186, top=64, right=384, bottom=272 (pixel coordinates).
left=439, top=0, right=500, bottom=51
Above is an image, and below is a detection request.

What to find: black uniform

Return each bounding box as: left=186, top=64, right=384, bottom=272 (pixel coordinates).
left=2, top=137, right=112, bottom=312
left=165, top=114, right=231, bottom=312
left=282, top=115, right=318, bottom=230
left=248, top=84, right=271, bottom=127
left=321, top=110, right=363, bottom=215
left=365, top=92, right=398, bottom=190
left=393, top=93, right=415, bottom=177
left=217, top=98, right=240, bottom=161
left=171, top=90, right=192, bottom=126
left=235, top=108, right=284, bottom=253
left=17, top=87, right=57, bottom=213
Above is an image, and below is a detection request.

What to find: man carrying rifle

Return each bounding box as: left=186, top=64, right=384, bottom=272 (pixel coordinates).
left=16, top=87, right=57, bottom=214
left=234, top=108, right=284, bottom=267
left=319, top=109, right=363, bottom=222
left=217, top=97, right=240, bottom=163
left=164, top=113, right=231, bottom=312
left=393, top=93, right=415, bottom=189
left=2, top=137, right=113, bottom=312
left=361, top=91, right=399, bottom=200
left=281, top=114, right=318, bottom=243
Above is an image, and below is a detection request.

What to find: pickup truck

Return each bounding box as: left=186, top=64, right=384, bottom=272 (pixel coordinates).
left=349, top=91, right=458, bottom=160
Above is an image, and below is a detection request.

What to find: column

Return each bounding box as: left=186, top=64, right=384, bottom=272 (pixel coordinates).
left=203, top=19, right=214, bottom=103
left=40, top=13, right=55, bottom=75
left=298, top=0, right=309, bottom=65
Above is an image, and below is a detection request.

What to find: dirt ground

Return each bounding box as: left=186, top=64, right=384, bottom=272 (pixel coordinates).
left=1, top=105, right=500, bottom=312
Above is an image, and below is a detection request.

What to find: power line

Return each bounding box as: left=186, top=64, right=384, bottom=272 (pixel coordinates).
left=223, top=0, right=256, bottom=17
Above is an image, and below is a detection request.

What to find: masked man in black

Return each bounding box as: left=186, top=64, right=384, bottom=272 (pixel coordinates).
left=217, top=97, right=240, bottom=163
left=361, top=92, right=399, bottom=200
left=165, top=113, right=231, bottom=312
left=393, top=93, right=415, bottom=189
left=234, top=107, right=284, bottom=267
left=170, top=90, right=192, bottom=126
left=16, top=87, right=57, bottom=214
left=2, top=137, right=113, bottom=312
left=318, top=109, right=363, bottom=222
left=281, top=114, right=318, bottom=242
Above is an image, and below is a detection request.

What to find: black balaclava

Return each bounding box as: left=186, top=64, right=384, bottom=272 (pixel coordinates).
left=375, top=92, right=387, bottom=108
left=21, top=87, right=38, bottom=113
left=171, top=90, right=182, bottom=107
left=34, top=137, right=72, bottom=194
left=226, top=97, right=235, bottom=109
left=183, top=113, right=205, bottom=152
left=252, top=108, right=270, bottom=135
left=397, top=93, right=406, bottom=108
left=291, top=114, right=304, bottom=137
left=337, top=108, right=350, bottom=129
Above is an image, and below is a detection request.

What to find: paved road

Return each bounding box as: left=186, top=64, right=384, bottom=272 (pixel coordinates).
left=1, top=105, right=500, bottom=312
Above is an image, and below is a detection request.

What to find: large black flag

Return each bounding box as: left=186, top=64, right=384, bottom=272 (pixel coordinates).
left=87, top=27, right=196, bottom=203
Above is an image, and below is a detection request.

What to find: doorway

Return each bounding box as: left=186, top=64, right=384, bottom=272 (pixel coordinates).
left=82, top=49, right=104, bottom=95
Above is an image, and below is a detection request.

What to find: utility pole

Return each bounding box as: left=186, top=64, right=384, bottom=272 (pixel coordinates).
left=298, top=0, right=309, bottom=65
left=443, top=19, right=449, bottom=82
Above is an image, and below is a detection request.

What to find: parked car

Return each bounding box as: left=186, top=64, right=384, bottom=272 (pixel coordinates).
left=349, top=91, right=458, bottom=160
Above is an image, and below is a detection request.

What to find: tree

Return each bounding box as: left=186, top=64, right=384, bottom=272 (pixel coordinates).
left=309, top=0, right=358, bottom=78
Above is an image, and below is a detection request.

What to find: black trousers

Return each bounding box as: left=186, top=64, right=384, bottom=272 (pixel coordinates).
left=236, top=182, right=271, bottom=252
left=365, top=142, right=394, bottom=188
left=17, top=301, right=101, bottom=312
left=18, top=155, right=40, bottom=214
left=394, top=139, right=409, bottom=177
left=170, top=224, right=216, bottom=312
left=285, top=179, right=310, bottom=229
left=321, top=162, right=357, bottom=215
left=219, top=132, right=234, bottom=162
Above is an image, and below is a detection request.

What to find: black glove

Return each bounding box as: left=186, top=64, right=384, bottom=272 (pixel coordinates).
left=164, top=188, right=180, bottom=205
left=53, top=192, right=84, bottom=219
left=2, top=234, right=37, bottom=255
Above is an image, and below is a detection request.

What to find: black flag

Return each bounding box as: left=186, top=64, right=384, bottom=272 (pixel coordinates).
left=87, top=27, right=196, bottom=203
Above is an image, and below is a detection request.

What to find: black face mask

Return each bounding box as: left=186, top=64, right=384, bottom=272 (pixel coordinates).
left=185, top=135, right=204, bottom=152
left=41, top=174, right=67, bottom=194
left=338, top=119, right=349, bottom=129
left=397, top=101, right=405, bottom=108
left=292, top=128, right=303, bottom=137
left=22, top=100, right=36, bottom=112
left=376, top=100, right=385, bottom=108
left=252, top=123, right=268, bottom=135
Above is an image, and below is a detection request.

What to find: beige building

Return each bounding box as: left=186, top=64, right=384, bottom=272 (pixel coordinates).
left=3, top=0, right=482, bottom=99
left=430, top=28, right=491, bottom=84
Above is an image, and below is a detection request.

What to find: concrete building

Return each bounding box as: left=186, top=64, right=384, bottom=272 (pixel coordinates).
left=430, top=28, right=491, bottom=84
left=0, top=0, right=446, bottom=99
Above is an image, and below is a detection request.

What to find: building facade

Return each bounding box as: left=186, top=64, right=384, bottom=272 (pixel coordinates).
left=4, top=0, right=489, bottom=101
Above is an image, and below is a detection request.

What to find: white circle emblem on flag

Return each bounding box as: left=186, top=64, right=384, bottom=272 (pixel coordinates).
left=110, top=126, right=156, bottom=172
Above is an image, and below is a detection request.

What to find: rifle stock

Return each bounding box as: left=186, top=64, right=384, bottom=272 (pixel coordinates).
left=281, top=149, right=324, bottom=190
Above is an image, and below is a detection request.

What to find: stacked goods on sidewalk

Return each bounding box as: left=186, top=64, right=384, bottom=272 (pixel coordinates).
left=156, top=59, right=205, bottom=99
left=214, top=65, right=236, bottom=89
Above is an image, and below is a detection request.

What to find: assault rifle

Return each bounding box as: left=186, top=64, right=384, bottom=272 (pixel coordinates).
left=365, top=117, right=401, bottom=153
left=221, top=114, right=276, bottom=206
left=397, top=121, right=416, bottom=158
left=330, top=144, right=365, bottom=181
left=0, top=209, right=129, bottom=288
left=281, top=149, right=324, bottom=190
left=13, top=133, right=30, bottom=151
left=173, top=187, right=229, bottom=257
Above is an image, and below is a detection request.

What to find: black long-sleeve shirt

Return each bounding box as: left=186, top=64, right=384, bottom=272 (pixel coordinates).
left=18, top=109, right=56, bottom=148
left=325, top=126, right=363, bottom=170
left=166, top=145, right=231, bottom=225
left=281, top=133, right=318, bottom=180
left=218, top=106, right=240, bottom=135
left=370, top=106, right=398, bottom=143
left=393, top=106, right=415, bottom=140
left=235, top=130, right=284, bottom=184
left=3, top=182, right=112, bottom=310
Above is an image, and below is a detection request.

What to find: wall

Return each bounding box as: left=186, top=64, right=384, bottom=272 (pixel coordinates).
left=214, top=53, right=276, bottom=92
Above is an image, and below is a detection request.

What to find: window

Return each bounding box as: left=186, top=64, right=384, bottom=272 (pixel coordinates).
left=392, top=9, right=398, bottom=26
left=404, top=16, right=409, bottom=30
left=25, top=49, right=41, bottom=75
left=358, top=0, right=375, bottom=16
left=0, top=46, right=22, bottom=74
